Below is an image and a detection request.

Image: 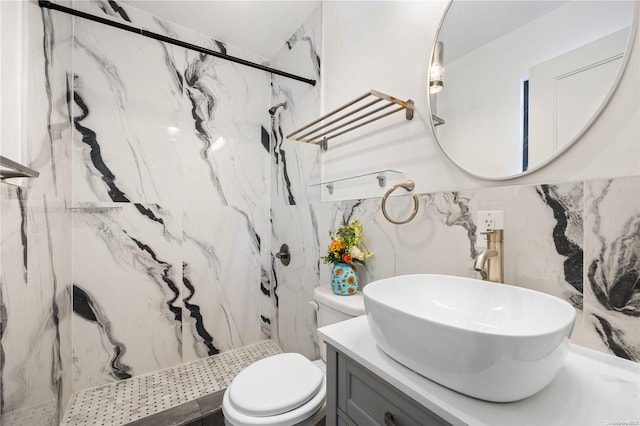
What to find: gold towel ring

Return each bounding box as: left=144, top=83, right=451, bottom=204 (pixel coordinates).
left=381, top=180, right=419, bottom=225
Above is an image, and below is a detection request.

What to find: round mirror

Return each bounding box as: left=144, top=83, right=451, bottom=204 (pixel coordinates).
left=429, top=1, right=637, bottom=179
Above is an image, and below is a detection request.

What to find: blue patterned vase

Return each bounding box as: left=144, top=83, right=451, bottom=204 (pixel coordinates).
left=330, top=262, right=359, bottom=295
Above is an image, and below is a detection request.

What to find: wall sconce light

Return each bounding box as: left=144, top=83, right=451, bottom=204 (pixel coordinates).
left=430, top=41, right=444, bottom=94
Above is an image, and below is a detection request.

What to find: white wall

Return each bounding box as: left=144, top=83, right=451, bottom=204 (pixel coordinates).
left=321, top=1, right=640, bottom=199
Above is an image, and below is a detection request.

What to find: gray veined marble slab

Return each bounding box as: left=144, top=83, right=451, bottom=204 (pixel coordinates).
left=270, top=5, right=323, bottom=208
left=270, top=203, right=322, bottom=359
left=583, top=177, right=640, bottom=362
left=179, top=43, right=270, bottom=210
left=72, top=17, right=183, bottom=206
left=67, top=0, right=280, bottom=394
left=181, top=205, right=267, bottom=362
left=268, top=4, right=323, bottom=359
left=26, top=1, right=74, bottom=200
left=535, top=183, right=584, bottom=306
left=0, top=3, right=74, bottom=424
left=71, top=203, right=183, bottom=391
left=1, top=185, right=72, bottom=425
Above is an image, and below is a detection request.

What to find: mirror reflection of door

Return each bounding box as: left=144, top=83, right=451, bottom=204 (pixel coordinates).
left=430, top=1, right=635, bottom=179
left=528, top=29, right=627, bottom=168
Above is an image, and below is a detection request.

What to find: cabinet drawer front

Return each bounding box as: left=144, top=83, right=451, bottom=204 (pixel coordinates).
left=338, top=355, right=449, bottom=426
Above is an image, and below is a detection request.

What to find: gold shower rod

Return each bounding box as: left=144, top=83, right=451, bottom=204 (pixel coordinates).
left=286, top=89, right=414, bottom=150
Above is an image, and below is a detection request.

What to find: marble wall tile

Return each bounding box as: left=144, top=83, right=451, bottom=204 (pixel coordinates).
left=417, top=191, right=480, bottom=276
left=71, top=203, right=183, bottom=391
left=64, top=0, right=214, bottom=50
left=1, top=2, right=74, bottom=424
left=583, top=177, right=640, bottom=361
left=26, top=1, right=74, bottom=201
left=71, top=18, right=183, bottom=206
left=270, top=5, right=323, bottom=208
left=464, top=183, right=584, bottom=305
left=315, top=192, right=477, bottom=287
left=270, top=203, right=323, bottom=359
left=178, top=48, right=270, bottom=210
left=1, top=187, right=28, bottom=417
left=0, top=186, right=72, bottom=425
left=269, top=4, right=323, bottom=359
left=65, top=0, right=274, bottom=392
left=181, top=206, right=267, bottom=362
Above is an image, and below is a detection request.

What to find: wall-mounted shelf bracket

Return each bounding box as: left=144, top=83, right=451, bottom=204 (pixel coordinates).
left=287, top=90, right=414, bottom=150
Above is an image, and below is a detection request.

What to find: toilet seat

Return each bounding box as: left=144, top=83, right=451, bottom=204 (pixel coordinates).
left=223, top=354, right=326, bottom=426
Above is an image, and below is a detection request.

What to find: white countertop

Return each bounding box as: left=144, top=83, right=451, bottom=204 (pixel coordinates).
left=318, top=316, right=640, bottom=426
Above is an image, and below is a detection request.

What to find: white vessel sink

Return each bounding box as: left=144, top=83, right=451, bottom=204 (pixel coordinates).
left=363, top=274, right=576, bottom=402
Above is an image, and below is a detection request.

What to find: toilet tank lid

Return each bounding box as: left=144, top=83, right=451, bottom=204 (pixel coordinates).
left=314, top=285, right=366, bottom=316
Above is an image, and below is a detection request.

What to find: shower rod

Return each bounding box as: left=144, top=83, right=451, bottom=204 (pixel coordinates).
left=38, top=1, right=317, bottom=86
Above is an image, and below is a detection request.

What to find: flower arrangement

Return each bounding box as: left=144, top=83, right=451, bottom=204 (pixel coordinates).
left=323, top=220, right=373, bottom=266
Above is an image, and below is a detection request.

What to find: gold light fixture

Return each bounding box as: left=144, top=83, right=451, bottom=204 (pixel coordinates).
left=430, top=41, right=445, bottom=94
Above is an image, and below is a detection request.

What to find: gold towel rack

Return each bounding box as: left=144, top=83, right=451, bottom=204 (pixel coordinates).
left=286, top=89, right=414, bottom=150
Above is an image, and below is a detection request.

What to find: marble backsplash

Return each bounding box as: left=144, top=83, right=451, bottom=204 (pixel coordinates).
left=270, top=175, right=639, bottom=362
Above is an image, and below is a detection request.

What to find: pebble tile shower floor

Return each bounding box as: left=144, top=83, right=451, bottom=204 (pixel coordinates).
left=61, top=340, right=283, bottom=426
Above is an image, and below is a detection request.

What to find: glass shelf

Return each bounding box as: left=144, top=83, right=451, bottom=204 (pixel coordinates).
left=310, top=169, right=403, bottom=194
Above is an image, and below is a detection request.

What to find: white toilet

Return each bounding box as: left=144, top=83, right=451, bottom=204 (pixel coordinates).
left=222, top=285, right=365, bottom=426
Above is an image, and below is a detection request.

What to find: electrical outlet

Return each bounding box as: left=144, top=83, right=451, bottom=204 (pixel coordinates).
left=476, top=210, right=504, bottom=248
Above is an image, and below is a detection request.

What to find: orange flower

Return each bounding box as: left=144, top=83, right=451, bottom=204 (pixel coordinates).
left=341, top=253, right=352, bottom=263
left=329, top=239, right=345, bottom=252
left=347, top=276, right=355, bottom=284
left=335, top=268, right=344, bottom=276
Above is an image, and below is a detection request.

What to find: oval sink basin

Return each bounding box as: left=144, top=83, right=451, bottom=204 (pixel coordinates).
left=363, top=274, right=576, bottom=402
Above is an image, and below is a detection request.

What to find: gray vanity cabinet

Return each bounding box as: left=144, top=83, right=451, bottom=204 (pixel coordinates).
left=325, top=345, right=451, bottom=426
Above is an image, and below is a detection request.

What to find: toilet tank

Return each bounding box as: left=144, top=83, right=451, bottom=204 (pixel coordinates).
left=313, top=285, right=365, bottom=361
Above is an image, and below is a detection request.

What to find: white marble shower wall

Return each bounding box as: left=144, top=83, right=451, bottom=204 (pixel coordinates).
left=269, top=6, right=323, bottom=359
left=0, top=187, right=72, bottom=426
left=65, top=0, right=273, bottom=392
left=0, top=2, right=73, bottom=424
left=2, top=0, right=313, bottom=418
left=4, top=0, right=280, bottom=418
